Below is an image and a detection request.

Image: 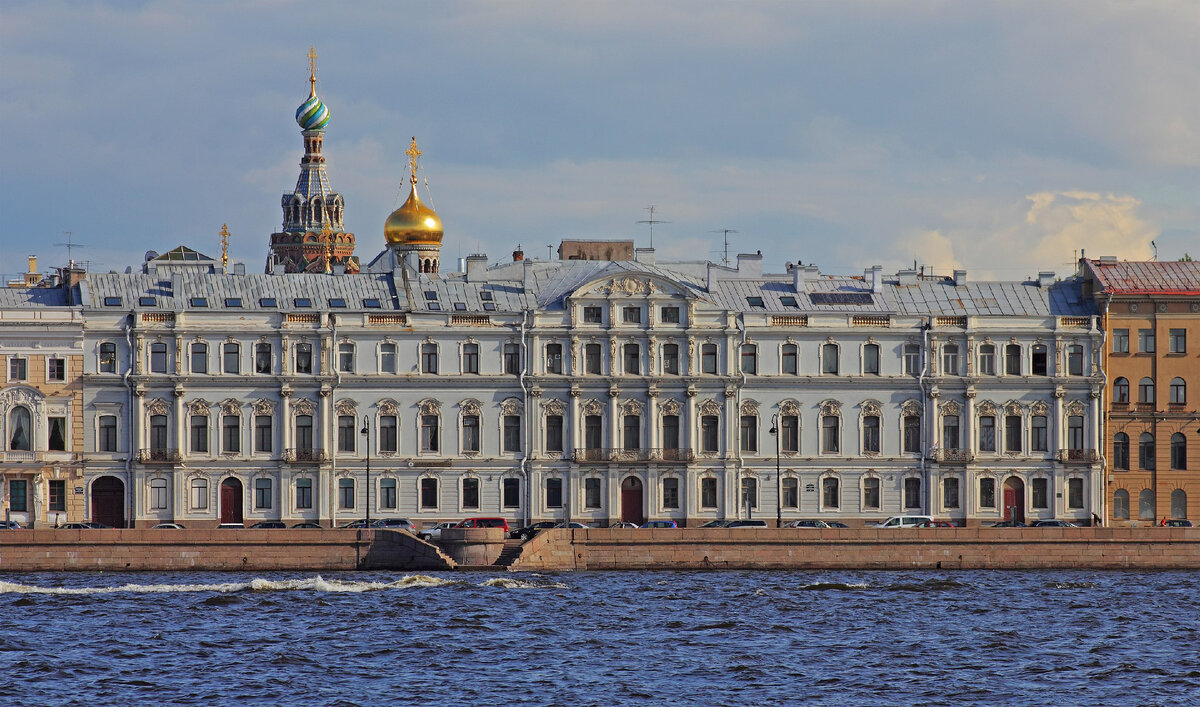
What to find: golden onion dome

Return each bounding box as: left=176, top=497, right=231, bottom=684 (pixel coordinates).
left=385, top=184, right=443, bottom=246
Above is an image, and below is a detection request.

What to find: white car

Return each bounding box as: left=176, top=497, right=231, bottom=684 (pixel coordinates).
left=874, top=515, right=934, bottom=529
left=417, top=521, right=459, bottom=541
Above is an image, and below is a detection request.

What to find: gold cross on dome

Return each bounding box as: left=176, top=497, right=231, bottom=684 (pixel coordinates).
left=307, top=46, right=318, bottom=75
left=219, top=223, right=230, bottom=269
left=406, top=137, right=421, bottom=185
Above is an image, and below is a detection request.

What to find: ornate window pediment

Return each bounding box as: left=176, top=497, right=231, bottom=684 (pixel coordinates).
left=334, top=399, right=357, bottom=416
left=582, top=398, right=605, bottom=416
left=1030, top=400, right=1049, bottom=416
left=500, top=397, right=523, bottom=416
left=621, top=399, right=643, bottom=416
left=860, top=399, right=882, bottom=417
left=660, top=399, right=682, bottom=416
left=293, top=398, right=316, bottom=416
left=1065, top=400, right=1086, bottom=416
left=146, top=397, right=171, bottom=416
left=1004, top=400, right=1025, bottom=416
left=699, top=399, right=722, bottom=416
left=418, top=398, right=441, bottom=416
left=779, top=399, right=800, bottom=416
left=939, top=400, right=961, bottom=416
left=740, top=399, right=759, bottom=416
left=252, top=399, right=276, bottom=416
left=187, top=399, right=211, bottom=415
left=976, top=400, right=998, bottom=416
left=219, top=399, right=242, bottom=416
left=819, top=399, right=842, bottom=416
left=377, top=398, right=399, bottom=416
left=543, top=399, right=565, bottom=416
left=900, top=399, right=922, bottom=417
left=460, top=398, right=483, bottom=416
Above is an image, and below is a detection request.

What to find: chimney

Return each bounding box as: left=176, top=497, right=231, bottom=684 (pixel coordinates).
left=865, top=265, right=883, bottom=293
left=522, top=258, right=534, bottom=290
left=513, top=247, right=524, bottom=262
left=27, top=255, right=37, bottom=274
left=332, top=263, right=346, bottom=276
left=465, top=254, right=488, bottom=283
left=634, top=247, right=656, bottom=264
left=953, top=269, right=967, bottom=286
left=793, top=263, right=819, bottom=292
left=1038, top=271, right=1056, bottom=288
left=736, top=252, right=763, bottom=278
left=897, top=268, right=918, bottom=286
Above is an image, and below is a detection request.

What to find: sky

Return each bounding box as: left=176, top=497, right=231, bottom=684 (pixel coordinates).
left=4, top=0, right=1200, bottom=282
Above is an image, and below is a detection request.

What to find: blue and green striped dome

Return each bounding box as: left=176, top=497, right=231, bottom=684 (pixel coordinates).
left=296, top=93, right=330, bottom=131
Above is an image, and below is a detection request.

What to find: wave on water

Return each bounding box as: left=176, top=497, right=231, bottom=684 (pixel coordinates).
left=479, top=577, right=569, bottom=590
left=1047, top=581, right=1097, bottom=589
left=0, top=574, right=459, bottom=595
left=798, top=582, right=870, bottom=591
left=885, top=578, right=967, bottom=592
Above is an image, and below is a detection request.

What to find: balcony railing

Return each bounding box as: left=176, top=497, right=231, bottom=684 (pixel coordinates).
left=934, top=448, right=974, bottom=464
left=284, top=448, right=327, bottom=463
left=1058, top=448, right=1099, bottom=464
left=573, top=448, right=696, bottom=463
left=137, top=448, right=182, bottom=464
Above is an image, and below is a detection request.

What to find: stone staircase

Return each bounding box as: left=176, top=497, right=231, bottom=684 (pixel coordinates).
left=493, top=538, right=525, bottom=567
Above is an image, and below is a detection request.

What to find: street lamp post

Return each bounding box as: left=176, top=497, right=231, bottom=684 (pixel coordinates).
left=361, top=416, right=371, bottom=527
left=769, top=414, right=781, bottom=528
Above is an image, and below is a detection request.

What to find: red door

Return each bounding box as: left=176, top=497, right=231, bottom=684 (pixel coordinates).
left=620, top=477, right=644, bottom=525
left=91, top=476, right=125, bottom=528
left=1003, top=479, right=1025, bottom=522
left=220, top=478, right=244, bottom=524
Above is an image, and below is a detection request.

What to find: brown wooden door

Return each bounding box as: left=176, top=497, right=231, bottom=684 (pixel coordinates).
left=220, top=478, right=243, bottom=524
left=91, top=476, right=125, bottom=528
left=1003, top=479, right=1025, bottom=522
left=620, top=477, right=644, bottom=525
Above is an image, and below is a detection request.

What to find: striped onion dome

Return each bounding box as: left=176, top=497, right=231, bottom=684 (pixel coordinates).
left=295, top=91, right=330, bottom=131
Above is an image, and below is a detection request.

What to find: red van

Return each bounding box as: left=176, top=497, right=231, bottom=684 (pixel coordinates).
left=456, top=517, right=510, bottom=532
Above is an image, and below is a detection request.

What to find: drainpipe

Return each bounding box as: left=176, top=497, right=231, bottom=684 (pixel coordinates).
left=124, top=313, right=136, bottom=528
left=735, top=313, right=747, bottom=520
left=329, top=313, right=339, bottom=528
left=919, top=321, right=930, bottom=515
left=518, top=309, right=532, bottom=528
left=1097, top=298, right=1111, bottom=526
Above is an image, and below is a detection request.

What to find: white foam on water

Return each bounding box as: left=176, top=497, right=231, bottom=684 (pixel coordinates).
left=480, top=577, right=569, bottom=590
left=0, top=574, right=459, bottom=595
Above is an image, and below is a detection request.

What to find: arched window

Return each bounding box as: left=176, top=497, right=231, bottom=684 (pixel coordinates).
left=1113, top=377, right=1129, bottom=403
left=1170, top=378, right=1187, bottom=405
left=1113, top=432, right=1130, bottom=470
left=9, top=407, right=31, bottom=451
left=1138, top=489, right=1155, bottom=520
left=1171, top=433, right=1187, bottom=470
left=1113, top=489, right=1130, bottom=520
left=1138, top=378, right=1155, bottom=404
left=1171, top=489, right=1188, bottom=519
left=1139, top=433, right=1155, bottom=470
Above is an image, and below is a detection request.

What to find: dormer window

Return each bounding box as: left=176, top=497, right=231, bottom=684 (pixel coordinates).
left=139, top=297, right=156, bottom=307
left=224, top=298, right=242, bottom=308
left=424, top=291, right=437, bottom=301
left=362, top=298, right=381, bottom=308
left=428, top=301, right=442, bottom=311
left=329, top=298, right=346, bottom=308
left=189, top=297, right=208, bottom=308
left=780, top=296, right=798, bottom=308
left=294, top=298, right=312, bottom=308
left=746, top=296, right=765, bottom=308
left=453, top=302, right=467, bottom=311
left=103, top=297, right=122, bottom=307
left=483, top=302, right=496, bottom=312
left=260, top=298, right=277, bottom=308
left=480, top=291, right=493, bottom=301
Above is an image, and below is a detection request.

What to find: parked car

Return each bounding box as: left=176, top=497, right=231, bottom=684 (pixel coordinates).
left=291, top=522, right=323, bottom=529
left=554, top=522, right=589, bottom=529
left=248, top=521, right=287, bottom=529
left=339, top=519, right=372, bottom=528
left=988, top=520, right=1028, bottom=527
left=825, top=521, right=850, bottom=528
left=914, top=520, right=955, bottom=528
left=727, top=520, right=768, bottom=528
left=1031, top=520, right=1077, bottom=528
left=610, top=521, right=639, bottom=529
left=456, top=517, right=510, bottom=532
left=0, top=520, right=24, bottom=530
left=151, top=523, right=186, bottom=529
left=372, top=518, right=417, bottom=533
left=216, top=522, right=245, bottom=529
left=1163, top=518, right=1194, bottom=528
left=509, top=521, right=560, bottom=540
left=874, top=515, right=934, bottom=529
left=698, top=520, right=731, bottom=528
left=58, top=522, right=112, bottom=529
left=640, top=520, right=678, bottom=529
left=786, top=520, right=830, bottom=528
left=419, top=521, right=461, bottom=541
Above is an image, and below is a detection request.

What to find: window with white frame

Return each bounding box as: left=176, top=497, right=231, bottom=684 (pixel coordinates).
left=149, top=478, right=168, bottom=510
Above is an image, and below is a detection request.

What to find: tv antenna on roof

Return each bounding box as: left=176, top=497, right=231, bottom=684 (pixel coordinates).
left=637, top=205, right=670, bottom=248
left=710, top=229, right=738, bottom=266
left=54, top=231, right=85, bottom=268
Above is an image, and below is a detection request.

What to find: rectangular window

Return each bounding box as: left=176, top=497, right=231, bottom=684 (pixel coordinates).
left=380, top=343, right=397, bottom=374
left=338, top=343, right=354, bottom=373
left=1170, top=329, right=1187, bottom=354
left=1138, top=329, right=1155, bottom=353
left=978, top=345, right=995, bottom=376
left=222, top=344, right=239, bottom=374
left=783, top=477, right=799, bottom=508
left=339, top=478, right=355, bottom=509
left=421, top=415, right=439, bottom=452
left=150, top=415, right=168, bottom=452
left=1068, top=415, right=1084, bottom=451
left=545, top=415, right=563, bottom=453
left=503, top=478, right=520, bottom=508
left=701, top=415, right=719, bottom=453
left=585, top=344, right=601, bottom=375
left=254, top=415, right=272, bottom=453
left=545, top=343, right=563, bottom=374
left=503, top=343, right=520, bottom=375
left=421, top=344, right=438, bottom=374
left=503, top=415, right=521, bottom=452
left=149, top=479, right=168, bottom=510
left=255, top=343, right=272, bottom=374
left=943, top=478, right=960, bottom=509
left=295, top=343, right=313, bottom=374
left=222, top=415, right=240, bottom=454
left=462, top=343, right=479, bottom=374
left=1067, top=345, right=1084, bottom=375
left=663, top=344, right=679, bottom=375
left=462, top=478, right=480, bottom=509
left=255, top=478, right=272, bottom=509
left=1067, top=478, right=1084, bottom=509
left=781, top=415, right=798, bottom=453
left=863, top=344, right=880, bottom=375
left=10, top=480, right=28, bottom=512
left=49, top=479, right=66, bottom=512
left=1031, top=416, right=1048, bottom=452
left=702, top=344, right=718, bottom=374
left=904, top=478, right=921, bottom=509
left=1113, top=329, right=1129, bottom=353
left=979, top=478, right=996, bottom=508
left=979, top=416, right=996, bottom=452
left=295, top=415, right=313, bottom=450
left=942, top=415, right=960, bottom=451
left=622, top=306, right=641, bottom=324
left=740, top=415, right=757, bottom=453
left=100, top=343, right=117, bottom=373
left=99, top=415, right=118, bottom=452
left=47, top=357, right=65, bottom=382
left=420, top=478, right=438, bottom=509
left=942, top=345, right=959, bottom=376
left=1005, top=344, right=1022, bottom=375
left=1032, top=478, right=1049, bottom=509
left=1005, top=415, right=1022, bottom=453
left=9, top=358, right=27, bottom=381
left=663, top=415, right=680, bottom=450
left=862, top=416, right=880, bottom=454
left=381, top=478, right=398, bottom=509
left=48, top=416, right=66, bottom=451
left=380, top=415, right=397, bottom=453
left=462, top=414, right=480, bottom=453
left=821, top=416, right=839, bottom=453
left=583, top=306, right=602, bottom=323
left=623, top=344, right=640, bottom=375
left=191, top=479, right=209, bottom=510
left=903, top=344, right=920, bottom=376
left=190, top=343, right=207, bottom=374
left=863, top=477, right=880, bottom=510
left=585, top=478, right=601, bottom=509
left=585, top=415, right=602, bottom=450
left=903, top=415, right=921, bottom=454
left=741, top=344, right=757, bottom=375
left=701, top=477, right=717, bottom=509
left=296, top=478, right=313, bottom=509
left=822, top=344, right=839, bottom=375
left=190, top=415, right=208, bottom=453
left=1031, top=345, right=1048, bottom=376
left=623, top=415, right=641, bottom=450
left=661, top=306, right=680, bottom=323
left=545, top=478, right=563, bottom=508
left=662, top=478, right=680, bottom=509
left=337, top=415, right=355, bottom=453
left=782, top=344, right=798, bottom=375
left=150, top=343, right=168, bottom=374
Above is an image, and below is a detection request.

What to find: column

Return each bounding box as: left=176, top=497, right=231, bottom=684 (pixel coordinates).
left=647, top=389, right=659, bottom=452
left=608, top=388, right=620, bottom=450
left=964, top=389, right=975, bottom=455
left=569, top=388, right=580, bottom=456
left=173, top=388, right=185, bottom=454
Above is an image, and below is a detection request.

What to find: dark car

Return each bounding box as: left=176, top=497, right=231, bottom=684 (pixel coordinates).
left=727, top=520, right=768, bottom=528
left=915, top=520, right=955, bottom=528
left=510, top=521, right=559, bottom=540
left=58, top=522, right=111, bottom=529
left=1030, top=520, right=1077, bottom=528
left=825, top=521, right=850, bottom=528
left=0, top=520, right=24, bottom=530
left=698, top=520, right=731, bottom=528
left=248, top=521, right=287, bottom=529
left=291, top=522, right=323, bottom=529
left=372, top=518, right=416, bottom=532
left=640, top=520, right=678, bottom=529
left=989, top=520, right=1028, bottom=527
left=1164, top=518, right=1194, bottom=527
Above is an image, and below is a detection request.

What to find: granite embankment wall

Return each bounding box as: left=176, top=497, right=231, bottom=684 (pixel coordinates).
left=509, top=527, right=1200, bottom=571
left=0, top=529, right=454, bottom=572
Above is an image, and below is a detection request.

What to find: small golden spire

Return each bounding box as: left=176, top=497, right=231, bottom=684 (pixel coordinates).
left=321, top=218, right=334, bottom=274
left=219, top=224, right=230, bottom=269
left=307, top=45, right=318, bottom=97
left=406, top=136, right=422, bottom=186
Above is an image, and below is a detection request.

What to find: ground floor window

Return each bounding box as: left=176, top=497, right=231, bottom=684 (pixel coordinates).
left=783, top=477, right=799, bottom=509
left=296, top=478, right=313, bottom=510
left=821, top=477, right=839, bottom=509
left=380, top=478, right=397, bottom=509
left=903, top=477, right=921, bottom=509
left=979, top=478, right=995, bottom=509
left=1067, top=478, right=1084, bottom=510
left=1171, top=488, right=1187, bottom=519
left=700, top=477, right=717, bottom=509
left=191, top=478, right=208, bottom=510
left=662, top=478, right=680, bottom=509
left=1113, top=489, right=1130, bottom=520
left=149, top=478, right=168, bottom=510
left=862, top=477, right=879, bottom=510
left=943, top=478, right=959, bottom=509
left=502, top=478, right=520, bottom=508
left=420, top=478, right=438, bottom=509
left=585, top=478, right=601, bottom=509
left=462, top=478, right=480, bottom=510
left=545, top=478, right=563, bottom=508
left=1031, top=478, right=1048, bottom=509
left=741, top=477, right=757, bottom=510
left=1138, top=489, right=1155, bottom=520
left=338, top=478, right=354, bottom=510
left=49, top=479, right=66, bottom=512
left=9, top=480, right=27, bottom=512
left=255, top=478, right=272, bottom=510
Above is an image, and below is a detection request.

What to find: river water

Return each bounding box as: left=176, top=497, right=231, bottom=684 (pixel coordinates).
left=1, top=569, right=1196, bottom=706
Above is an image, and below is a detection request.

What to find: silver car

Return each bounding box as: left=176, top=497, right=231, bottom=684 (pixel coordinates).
left=372, top=518, right=416, bottom=533
left=417, top=521, right=459, bottom=541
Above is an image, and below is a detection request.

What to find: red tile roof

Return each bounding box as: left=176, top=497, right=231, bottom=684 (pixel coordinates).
left=1083, top=259, right=1200, bottom=295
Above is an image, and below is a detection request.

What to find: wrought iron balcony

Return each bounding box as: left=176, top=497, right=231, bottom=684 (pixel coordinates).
left=136, top=448, right=182, bottom=464
left=934, top=448, right=974, bottom=464
left=658, top=448, right=695, bottom=462
left=1057, top=448, right=1099, bottom=464
left=284, top=448, right=327, bottom=463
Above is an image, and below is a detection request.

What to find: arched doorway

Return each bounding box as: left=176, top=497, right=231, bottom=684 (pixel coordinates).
left=1003, top=477, right=1025, bottom=523
left=91, top=476, right=125, bottom=528
left=220, top=478, right=244, bottom=525
left=620, top=476, right=644, bottom=525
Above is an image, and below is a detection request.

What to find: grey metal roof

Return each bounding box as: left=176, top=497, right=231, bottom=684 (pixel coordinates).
left=84, top=272, right=402, bottom=312
left=0, top=287, right=74, bottom=308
